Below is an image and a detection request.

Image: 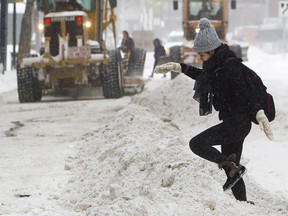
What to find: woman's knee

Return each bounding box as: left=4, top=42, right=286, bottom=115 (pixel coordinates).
left=189, top=137, right=199, bottom=154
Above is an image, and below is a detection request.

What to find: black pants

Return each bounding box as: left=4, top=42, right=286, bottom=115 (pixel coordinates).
left=189, top=115, right=252, bottom=201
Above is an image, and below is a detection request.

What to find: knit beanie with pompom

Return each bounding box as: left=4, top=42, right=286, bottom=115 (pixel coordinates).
left=193, top=18, right=221, bottom=53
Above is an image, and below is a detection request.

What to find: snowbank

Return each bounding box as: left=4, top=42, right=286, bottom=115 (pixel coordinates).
left=61, top=75, right=288, bottom=215
left=0, top=70, right=17, bottom=93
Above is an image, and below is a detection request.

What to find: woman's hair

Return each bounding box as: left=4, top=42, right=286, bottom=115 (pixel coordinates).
left=228, top=49, right=237, bottom=58
left=214, top=43, right=238, bottom=58
left=123, top=30, right=129, bottom=37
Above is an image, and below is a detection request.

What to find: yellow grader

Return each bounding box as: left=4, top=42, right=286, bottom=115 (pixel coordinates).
left=17, top=0, right=146, bottom=102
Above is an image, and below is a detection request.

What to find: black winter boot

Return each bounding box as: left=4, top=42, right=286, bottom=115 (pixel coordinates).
left=222, top=165, right=247, bottom=191
left=219, top=154, right=247, bottom=191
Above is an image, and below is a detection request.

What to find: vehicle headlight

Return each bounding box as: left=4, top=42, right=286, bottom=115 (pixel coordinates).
left=85, top=21, right=92, bottom=28
left=38, top=23, right=44, bottom=31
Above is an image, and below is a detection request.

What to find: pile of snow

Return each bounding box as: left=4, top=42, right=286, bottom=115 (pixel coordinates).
left=132, top=74, right=219, bottom=135
left=245, top=46, right=288, bottom=81
left=0, top=70, right=17, bottom=93
left=60, top=77, right=288, bottom=215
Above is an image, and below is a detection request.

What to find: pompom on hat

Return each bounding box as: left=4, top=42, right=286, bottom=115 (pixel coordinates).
left=193, top=18, right=221, bottom=53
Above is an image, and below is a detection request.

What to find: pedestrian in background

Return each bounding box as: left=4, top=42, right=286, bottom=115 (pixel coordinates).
left=150, top=38, right=167, bottom=78
left=120, top=31, right=135, bottom=54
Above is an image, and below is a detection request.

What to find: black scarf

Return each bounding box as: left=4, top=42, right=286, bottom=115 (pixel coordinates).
left=193, top=44, right=230, bottom=116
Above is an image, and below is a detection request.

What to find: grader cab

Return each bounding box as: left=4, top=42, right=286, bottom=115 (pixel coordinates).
left=17, top=0, right=146, bottom=103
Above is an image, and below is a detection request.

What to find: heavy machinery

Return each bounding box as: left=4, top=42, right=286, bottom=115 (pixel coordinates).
left=17, top=0, right=146, bottom=103
left=170, top=0, right=248, bottom=78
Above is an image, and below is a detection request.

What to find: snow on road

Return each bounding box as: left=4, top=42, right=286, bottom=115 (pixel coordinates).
left=0, top=47, right=288, bottom=215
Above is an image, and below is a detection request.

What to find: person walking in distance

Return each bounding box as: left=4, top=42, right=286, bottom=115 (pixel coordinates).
left=120, top=31, right=135, bottom=54
left=150, top=38, right=167, bottom=78
left=153, top=18, right=273, bottom=203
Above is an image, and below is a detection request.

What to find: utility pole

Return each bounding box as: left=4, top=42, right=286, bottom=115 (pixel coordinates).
left=0, top=0, right=8, bottom=72
left=140, top=0, right=145, bottom=48
left=12, top=2, right=16, bottom=69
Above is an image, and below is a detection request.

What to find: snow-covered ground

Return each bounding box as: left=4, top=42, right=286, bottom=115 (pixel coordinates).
left=0, top=46, right=288, bottom=215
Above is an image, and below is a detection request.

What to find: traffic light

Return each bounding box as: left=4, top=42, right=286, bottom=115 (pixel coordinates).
left=231, top=0, right=237, bottom=10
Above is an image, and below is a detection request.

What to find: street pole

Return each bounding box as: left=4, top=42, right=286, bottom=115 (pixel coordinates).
left=0, top=0, right=8, bottom=72
left=140, top=0, right=144, bottom=48
left=279, top=0, right=288, bottom=57
left=13, top=2, right=16, bottom=69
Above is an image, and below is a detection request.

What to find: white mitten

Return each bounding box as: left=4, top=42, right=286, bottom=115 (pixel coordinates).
left=154, top=62, right=181, bottom=74
left=256, top=110, right=273, bottom=140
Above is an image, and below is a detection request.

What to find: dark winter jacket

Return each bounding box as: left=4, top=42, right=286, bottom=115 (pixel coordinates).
left=121, top=37, right=135, bottom=53
left=181, top=43, right=262, bottom=121
left=153, top=38, right=166, bottom=61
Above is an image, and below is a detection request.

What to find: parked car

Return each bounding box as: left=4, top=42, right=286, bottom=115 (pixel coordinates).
left=164, top=31, right=184, bottom=55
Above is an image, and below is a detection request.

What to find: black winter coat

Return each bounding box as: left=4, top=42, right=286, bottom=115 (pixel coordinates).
left=153, top=38, right=166, bottom=62
left=181, top=44, right=261, bottom=121
left=121, top=37, right=135, bottom=53
left=154, top=45, right=166, bottom=60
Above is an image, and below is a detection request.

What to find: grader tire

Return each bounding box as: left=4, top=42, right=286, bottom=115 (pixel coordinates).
left=17, top=67, right=42, bottom=103
left=127, top=48, right=146, bottom=77
left=101, top=49, right=124, bottom=98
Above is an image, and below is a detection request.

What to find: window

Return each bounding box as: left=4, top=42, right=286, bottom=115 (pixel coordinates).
left=187, top=0, right=222, bottom=20
left=40, top=0, right=95, bottom=12
left=74, top=0, right=95, bottom=11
